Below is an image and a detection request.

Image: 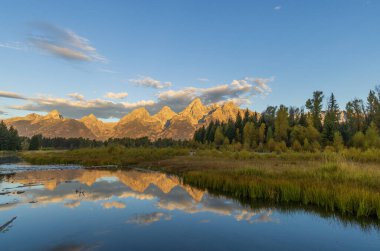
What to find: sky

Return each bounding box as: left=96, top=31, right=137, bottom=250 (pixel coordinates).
left=1, top=0, right=380, bottom=121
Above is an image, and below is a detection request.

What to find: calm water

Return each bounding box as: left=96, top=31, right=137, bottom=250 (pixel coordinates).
left=0, top=164, right=379, bottom=251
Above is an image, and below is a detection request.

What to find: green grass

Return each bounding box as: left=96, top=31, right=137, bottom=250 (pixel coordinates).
left=20, top=146, right=189, bottom=166
left=153, top=154, right=380, bottom=221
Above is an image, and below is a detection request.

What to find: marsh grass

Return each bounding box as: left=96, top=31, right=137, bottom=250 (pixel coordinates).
left=20, top=146, right=189, bottom=166
left=175, top=159, right=380, bottom=220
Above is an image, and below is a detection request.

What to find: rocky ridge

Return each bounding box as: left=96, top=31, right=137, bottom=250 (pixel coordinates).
left=4, top=99, right=249, bottom=140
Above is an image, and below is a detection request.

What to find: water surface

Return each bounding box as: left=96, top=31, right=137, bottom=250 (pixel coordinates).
left=0, top=164, right=379, bottom=251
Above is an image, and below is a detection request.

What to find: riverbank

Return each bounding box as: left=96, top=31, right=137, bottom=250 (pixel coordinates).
left=18, top=147, right=380, bottom=220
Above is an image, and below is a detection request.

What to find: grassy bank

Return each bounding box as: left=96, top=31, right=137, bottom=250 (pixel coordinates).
left=19, top=146, right=380, bottom=220
left=20, top=146, right=189, bottom=166
left=154, top=155, right=380, bottom=220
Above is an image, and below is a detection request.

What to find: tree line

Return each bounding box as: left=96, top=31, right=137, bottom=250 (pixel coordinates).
left=26, top=134, right=192, bottom=150
left=194, top=87, right=380, bottom=152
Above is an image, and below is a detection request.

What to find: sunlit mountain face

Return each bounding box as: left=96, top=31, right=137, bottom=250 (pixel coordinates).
left=4, top=99, right=251, bottom=140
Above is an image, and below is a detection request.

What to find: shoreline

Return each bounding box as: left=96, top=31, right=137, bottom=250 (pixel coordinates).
left=13, top=147, right=380, bottom=221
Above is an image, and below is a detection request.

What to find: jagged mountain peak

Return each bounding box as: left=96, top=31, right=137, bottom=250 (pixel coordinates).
left=181, top=98, right=207, bottom=115
left=80, top=113, right=98, bottom=122
left=25, top=113, right=42, bottom=120
left=155, top=106, right=176, bottom=117
left=153, top=106, right=177, bottom=126
left=119, top=107, right=151, bottom=123
left=178, top=98, right=208, bottom=125
left=44, top=110, right=63, bottom=120
left=159, top=105, right=175, bottom=113
left=186, top=98, right=204, bottom=110
left=221, top=101, right=241, bottom=112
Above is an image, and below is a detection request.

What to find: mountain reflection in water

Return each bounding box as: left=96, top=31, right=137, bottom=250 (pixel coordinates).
left=0, top=167, right=379, bottom=251
left=0, top=169, right=274, bottom=224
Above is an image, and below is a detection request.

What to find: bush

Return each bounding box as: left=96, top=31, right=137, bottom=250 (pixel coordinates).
left=292, top=140, right=302, bottom=152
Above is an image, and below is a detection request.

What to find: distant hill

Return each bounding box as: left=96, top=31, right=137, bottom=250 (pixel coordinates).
left=4, top=99, right=251, bottom=140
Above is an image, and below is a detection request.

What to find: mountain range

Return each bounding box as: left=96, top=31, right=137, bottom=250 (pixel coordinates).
left=3, top=98, right=247, bottom=140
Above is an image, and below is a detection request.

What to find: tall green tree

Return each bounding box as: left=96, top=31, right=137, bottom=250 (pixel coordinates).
left=345, top=98, right=365, bottom=136
left=322, top=93, right=340, bottom=145
left=258, top=123, right=266, bottom=144
left=29, top=134, right=43, bottom=150
left=243, top=122, right=255, bottom=148
left=274, top=105, right=289, bottom=142
left=366, top=89, right=379, bottom=126
left=214, top=127, right=225, bottom=147
left=0, top=121, right=9, bottom=150
left=8, top=126, right=21, bottom=150
left=306, top=91, right=324, bottom=131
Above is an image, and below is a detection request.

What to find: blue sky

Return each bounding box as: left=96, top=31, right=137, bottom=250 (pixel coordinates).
left=1, top=0, right=380, bottom=120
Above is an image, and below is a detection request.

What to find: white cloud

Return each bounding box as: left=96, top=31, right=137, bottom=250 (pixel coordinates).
left=130, top=76, right=172, bottom=89
left=197, top=78, right=209, bottom=82
left=105, top=92, right=129, bottom=99
left=30, top=23, right=107, bottom=62
left=274, top=5, right=282, bottom=11
left=98, top=68, right=117, bottom=74
left=0, top=91, right=27, bottom=100
left=68, top=92, right=85, bottom=101
left=155, top=77, right=273, bottom=112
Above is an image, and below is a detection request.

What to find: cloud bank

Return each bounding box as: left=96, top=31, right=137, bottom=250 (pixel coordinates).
left=3, top=77, right=273, bottom=119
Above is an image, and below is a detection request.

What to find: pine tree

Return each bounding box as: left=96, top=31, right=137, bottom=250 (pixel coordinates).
left=8, top=126, right=21, bottom=150
left=29, top=134, right=43, bottom=150
left=346, top=98, right=365, bottom=136
left=322, top=93, right=340, bottom=146
left=0, top=121, right=9, bottom=150
left=225, top=119, right=236, bottom=143
left=214, top=127, right=225, bottom=147
left=366, top=90, right=379, bottom=126
left=306, top=91, right=324, bottom=131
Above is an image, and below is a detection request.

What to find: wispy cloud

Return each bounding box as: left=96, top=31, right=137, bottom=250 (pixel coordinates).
left=105, top=92, right=129, bottom=99
left=0, top=91, right=27, bottom=100
left=98, top=68, right=117, bottom=74
left=0, top=42, right=27, bottom=51
left=68, top=92, right=85, bottom=101
left=130, top=76, right=172, bottom=89
left=274, top=5, right=282, bottom=11
left=197, top=78, right=209, bottom=82
left=29, top=23, right=107, bottom=63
